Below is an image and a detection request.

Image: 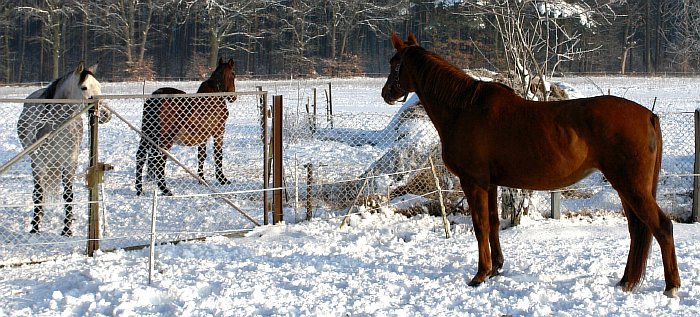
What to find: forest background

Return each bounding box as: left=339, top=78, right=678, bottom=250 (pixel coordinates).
left=1, top=0, right=699, bottom=83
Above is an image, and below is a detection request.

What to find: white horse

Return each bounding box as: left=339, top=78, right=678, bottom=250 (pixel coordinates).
left=17, top=62, right=111, bottom=236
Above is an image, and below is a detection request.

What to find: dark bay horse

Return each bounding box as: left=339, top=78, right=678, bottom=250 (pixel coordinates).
left=382, top=33, right=680, bottom=297
left=135, top=58, right=236, bottom=196
left=17, top=62, right=111, bottom=236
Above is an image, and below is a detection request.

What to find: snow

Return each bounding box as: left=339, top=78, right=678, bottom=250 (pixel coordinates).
left=1, top=75, right=700, bottom=316
left=2, top=212, right=699, bottom=316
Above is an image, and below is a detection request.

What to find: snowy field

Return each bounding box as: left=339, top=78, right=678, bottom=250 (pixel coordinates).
left=1, top=75, right=700, bottom=316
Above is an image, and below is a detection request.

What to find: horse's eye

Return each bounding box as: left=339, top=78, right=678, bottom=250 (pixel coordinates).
left=81, top=87, right=88, bottom=91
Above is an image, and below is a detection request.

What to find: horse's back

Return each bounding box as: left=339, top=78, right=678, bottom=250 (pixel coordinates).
left=17, top=88, right=48, bottom=148
left=142, top=87, right=188, bottom=142
left=454, top=90, right=660, bottom=190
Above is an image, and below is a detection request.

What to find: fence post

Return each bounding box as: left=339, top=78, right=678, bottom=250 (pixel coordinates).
left=693, top=109, right=700, bottom=223
left=327, top=82, right=333, bottom=128
left=272, top=96, right=284, bottom=224
left=148, top=188, right=158, bottom=285
left=86, top=102, right=101, bottom=256
left=305, top=163, right=313, bottom=221
left=551, top=191, right=561, bottom=219
left=261, top=90, right=270, bottom=225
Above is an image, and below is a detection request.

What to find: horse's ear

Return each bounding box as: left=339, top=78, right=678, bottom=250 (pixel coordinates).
left=219, top=57, right=224, bottom=65
left=74, top=61, right=85, bottom=75
left=391, top=32, right=406, bottom=50
left=87, top=63, right=98, bottom=74
left=407, top=32, right=418, bottom=46
left=228, top=59, right=235, bottom=67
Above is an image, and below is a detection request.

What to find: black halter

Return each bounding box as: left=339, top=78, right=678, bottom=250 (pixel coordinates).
left=391, top=47, right=415, bottom=103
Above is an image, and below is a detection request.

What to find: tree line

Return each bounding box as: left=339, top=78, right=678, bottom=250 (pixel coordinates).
left=1, top=0, right=698, bottom=83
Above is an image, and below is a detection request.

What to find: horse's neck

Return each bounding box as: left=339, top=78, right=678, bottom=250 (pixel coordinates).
left=199, top=79, right=222, bottom=93
left=411, top=68, right=475, bottom=138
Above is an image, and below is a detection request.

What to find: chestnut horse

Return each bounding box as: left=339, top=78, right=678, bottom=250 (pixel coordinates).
left=135, top=58, right=236, bottom=196
left=382, top=33, right=680, bottom=297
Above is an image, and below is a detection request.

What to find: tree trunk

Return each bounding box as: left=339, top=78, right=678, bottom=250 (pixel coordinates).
left=137, top=0, right=153, bottom=64
left=208, top=26, right=219, bottom=68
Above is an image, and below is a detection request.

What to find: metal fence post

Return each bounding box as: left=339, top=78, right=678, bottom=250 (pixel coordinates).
left=273, top=95, right=284, bottom=224
left=551, top=191, right=561, bottom=219
left=148, top=188, right=158, bottom=285
left=693, top=109, right=700, bottom=223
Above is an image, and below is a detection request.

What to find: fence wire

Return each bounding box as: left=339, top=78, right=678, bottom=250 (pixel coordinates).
left=1, top=92, right=265, bottom=265
left=0, top=84, right=696, bottom=265
left=278, top=93, right=696, bottom=223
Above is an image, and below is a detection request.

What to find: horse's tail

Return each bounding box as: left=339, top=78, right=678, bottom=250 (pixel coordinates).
left=622, top=113, right=663, bottom=292
left=652, top=114, right=662, bottom=199
left=135, top=94, right=163, bottom=194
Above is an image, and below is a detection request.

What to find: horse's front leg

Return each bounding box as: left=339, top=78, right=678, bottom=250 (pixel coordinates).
left=30, top=167, right=44, bottom=234
left=462, top=181, right=492, bottom=286
left=488, top=185, right=504, bottom=276
left=213, top=136, right=230, bottom=185
left=61, top=169, right=74, bottom=236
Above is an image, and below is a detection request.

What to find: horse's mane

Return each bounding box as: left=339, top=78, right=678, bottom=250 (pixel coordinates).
left=200, top=63, right=230, bottom=92
left=41, top=68, right=95, bottom=99
left=41, top=79, right=61, bottom=99
left=405, top=46, right=515, bottom=109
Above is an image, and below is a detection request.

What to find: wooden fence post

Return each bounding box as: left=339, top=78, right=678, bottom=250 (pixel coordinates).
left=273, top=96, right=284, bottom=224
left=86, top=102, right=101, bottom=256
left=261, top=90, right=270, bottom=225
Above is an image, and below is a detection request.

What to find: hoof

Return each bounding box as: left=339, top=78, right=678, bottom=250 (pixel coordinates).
left=617, top=280, right=634, bottom=292
left=30, top=228, right=39, bottom=234
left=161, top=188, right=173, bottom=196
left=217, top=178, right=231, bottom=185
left=136, top=188, right=143, bottom=196
left=61, top=228, right=73, bottom=237
left=663, top=288, right=678, bottom=298
left=468, top=278, right=485, bottom=287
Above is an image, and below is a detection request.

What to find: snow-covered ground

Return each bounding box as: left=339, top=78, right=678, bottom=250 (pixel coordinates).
left=1, top=75, right=700, bottom=316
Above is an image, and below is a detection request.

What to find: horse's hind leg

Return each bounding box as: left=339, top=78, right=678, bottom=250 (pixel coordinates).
left=135, top=138, right=148, bottom=196
left=30, top=169, right=44, bottom=234
left=618, top=198, right=652, bottom=292
left=152, top=151, right=173, bottom=196
left=618, top=190, right=680, bottom=296
left=197, top=144, right=207, bottom=182
left=213, top=136, right=230, bottom=185
left=61, top=169, right=74, bottom=236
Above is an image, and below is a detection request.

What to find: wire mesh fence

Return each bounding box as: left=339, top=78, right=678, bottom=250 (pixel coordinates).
left=1, top=91, right=265, bottom=265
left=0, top=81, right=697, bottom=266
left=278, top=94, right=697, bottom=224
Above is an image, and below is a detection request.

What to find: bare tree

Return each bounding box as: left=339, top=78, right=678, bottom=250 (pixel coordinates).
left=176, top=0, right=264, bottom=68
left=18, top=0, right=77, bottom=79
left=326, top=0, right=408, bottom=59
left=666, top=0, right=700, bottom=72
left=462, top=0, right=616, bottom=100
left=80, top=0, right=161, bottom=79
left=619, top=1, right=643, bottom=74
left=266, top=0, right=328, bottom=75
left=0, top=1, right=15, bottom=82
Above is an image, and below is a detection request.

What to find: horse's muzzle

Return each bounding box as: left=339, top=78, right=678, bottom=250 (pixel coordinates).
left=381, top=85, right=397, bottom=105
